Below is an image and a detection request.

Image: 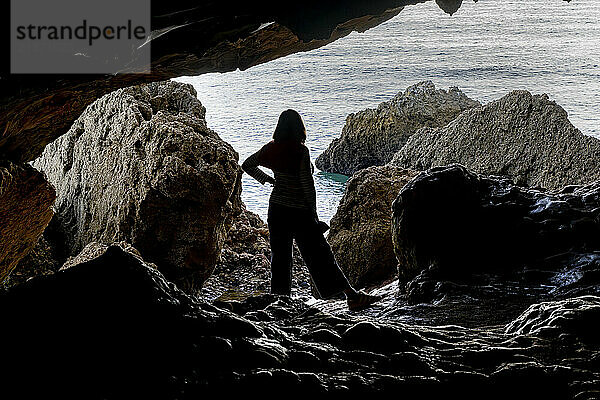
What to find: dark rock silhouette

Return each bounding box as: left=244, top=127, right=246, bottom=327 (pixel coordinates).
left=391, top=164, right=600, bottom=308
left=33, top=81, right=242, bottom=294
left=316, top=81, right=479, bottom=176
left=391, top=90, right=600, bottom=191
left=1, top=244, right=597, bottom=397
left=328, top=166, right=417, bottom=289
left=392, top=164, right=600, bottom=282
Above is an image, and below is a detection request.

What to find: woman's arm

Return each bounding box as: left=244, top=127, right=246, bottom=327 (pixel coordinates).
left=299, top=146, right=317, bottom=217
left=242, top=149, right=275, bottom=185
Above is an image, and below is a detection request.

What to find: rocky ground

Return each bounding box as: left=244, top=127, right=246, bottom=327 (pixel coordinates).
left=1, top=244, right=599, bottom=399
left=316, top=81, right=479, bottom=176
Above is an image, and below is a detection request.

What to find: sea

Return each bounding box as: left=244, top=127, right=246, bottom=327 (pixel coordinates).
left=175, top=0, right=600, bottom=224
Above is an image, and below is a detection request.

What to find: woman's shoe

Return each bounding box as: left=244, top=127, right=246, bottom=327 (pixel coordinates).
left=347, top=290, right=383, bottom=311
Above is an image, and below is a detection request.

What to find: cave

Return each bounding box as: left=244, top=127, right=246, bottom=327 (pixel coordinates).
left=2, top=0, right=600, bottom=398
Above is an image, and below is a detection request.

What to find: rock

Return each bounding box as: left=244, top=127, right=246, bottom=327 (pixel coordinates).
left=0, top=243, right=260, bottom=397
left=60, top=241, right=157, bottom=271
left=436, top=0, right=463, bottom=15
left=391, top=164, right=600, bottom=284
left=316, top=81, right=479, bottom=176
left=391, top=90, right=600, bottom=191
left=33, top=81, right=242, bottom=293
left=0, top=235, right=59, bottom=290
left=0, top=247, right=596, bottom=397
left=328, top=165, right=418, bottom=289
left=0, top=160, right=55, bottom=284
left=505, top=296, right=600, bottom=346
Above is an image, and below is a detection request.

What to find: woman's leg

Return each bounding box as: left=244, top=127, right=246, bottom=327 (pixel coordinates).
left=267, top=204, right=294, bottom=296
left=294, top=215, right=352, bottom=299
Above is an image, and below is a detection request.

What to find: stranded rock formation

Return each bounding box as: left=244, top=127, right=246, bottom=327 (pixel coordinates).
left=391, top=90, right=600, bottom=191
left=316, top=81, right=479, bottom=176
left=328, top=166, right=417, bottom=289
left=33, top=81, right=242, bottom=293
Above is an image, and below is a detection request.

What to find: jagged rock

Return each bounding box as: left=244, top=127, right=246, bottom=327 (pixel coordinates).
left=60, top=241, right=156, bottom=271
left=0, top=161, right=55, bottom=284
left=391, top=164, right=600, bottom=284
left=505, top=296, right=600, bottom=346
left=316, top=81, right=479, bottom=176
left=328, top=166, right=418, bottom=289
left=33, top=81, right=242, bottom=293
left=0, top=235, right=59, bottom=290
left=391, top=90, right=600, bottom=191
left=1, top=247, right=597, bottom=397
left=0, top=244, right=261, bottom=397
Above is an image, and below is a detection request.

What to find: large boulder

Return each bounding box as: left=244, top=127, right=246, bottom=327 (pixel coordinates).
left=0, top=243, right=261, bottom=397
left=391, top=90, right=600, bottom=191
left=328, top=166, right=418, bottom=289
left=391, top=164, right=600, bottom=283
left=0, top=161, right=55, bottom=284
left=33, top=81, right=242, bottom=293
left=316, top=81, right=479, bottom=176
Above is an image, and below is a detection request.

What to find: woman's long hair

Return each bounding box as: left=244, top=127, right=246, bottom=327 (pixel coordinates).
left=273, top=109, right=306, bottom=144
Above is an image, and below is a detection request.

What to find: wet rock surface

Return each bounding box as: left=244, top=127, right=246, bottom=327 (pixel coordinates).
left=328, top=165, right=418, bottom=289
left=33, top=81, right=242, bottom=294
left=0, top=161, right=55, bottom=284
left=1, top=245, right=598, bottom=398
left=391, top=164, right=600, bottom=315
left=316, top=81, right=479, bottom=176
left=391, top=90, right=600, bottom=191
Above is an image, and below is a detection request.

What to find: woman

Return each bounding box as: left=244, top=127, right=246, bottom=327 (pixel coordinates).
left=242, top=109, right=382, bottom=311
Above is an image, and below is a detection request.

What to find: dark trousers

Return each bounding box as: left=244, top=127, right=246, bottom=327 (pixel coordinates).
left=267, top=202, right=351, bottom=299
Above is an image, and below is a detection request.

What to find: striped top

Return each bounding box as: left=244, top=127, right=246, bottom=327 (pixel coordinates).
left=242, top=141, right=317, bottom=216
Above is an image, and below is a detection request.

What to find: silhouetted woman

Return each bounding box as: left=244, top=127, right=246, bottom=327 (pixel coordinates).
left=242, top=109, right=381, bottom=311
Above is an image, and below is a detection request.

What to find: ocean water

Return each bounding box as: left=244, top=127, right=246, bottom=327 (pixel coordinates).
left=176, top=0, right=600, bottom=224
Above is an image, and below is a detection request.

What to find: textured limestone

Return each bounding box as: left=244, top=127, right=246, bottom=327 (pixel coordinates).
left=391, top=90, right=600, bottom=191
left=328, top=166, right=418, bottom=289
left=0, top=236, right=59, bottom=290
left=33, top=81, right=242, bottom=293
left=0, top=161, right=55, bottom=284
left=316, top=81, right=479, bottom=176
